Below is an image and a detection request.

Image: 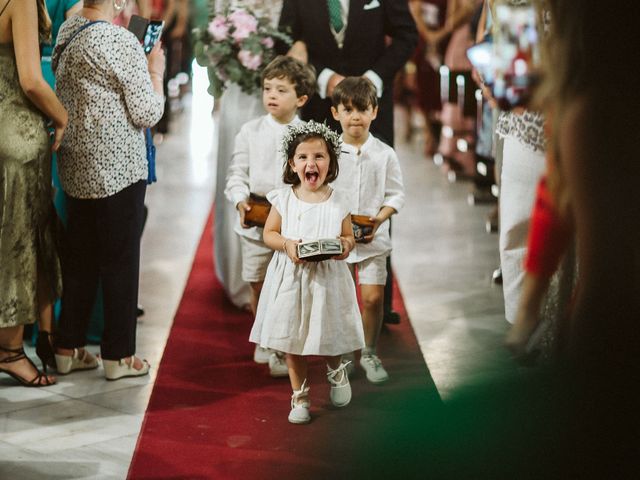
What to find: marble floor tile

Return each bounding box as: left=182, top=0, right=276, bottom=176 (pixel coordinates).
left=0, top=399, right=143, bottom=454
left=81, top=384, right=155, bottom=416
left=0, top=435, right=138, bottom=480
left=0, top=385, right=68, bottom=415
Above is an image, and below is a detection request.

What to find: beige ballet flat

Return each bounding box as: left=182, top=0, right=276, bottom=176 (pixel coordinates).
left=55, top=348, right=99, bottom=375
left=103, top=356, right=150, bottom=381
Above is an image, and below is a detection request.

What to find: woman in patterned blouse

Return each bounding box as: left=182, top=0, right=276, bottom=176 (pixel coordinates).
left=52, top=0, right=165, bottom=380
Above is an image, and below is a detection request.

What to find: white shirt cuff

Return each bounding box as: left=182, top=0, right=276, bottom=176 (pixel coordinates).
left=317, top=68, right=337, bottom=99
left=364, top=70, right=383, bottom=98
left=230, top=192, right=249, bottom=208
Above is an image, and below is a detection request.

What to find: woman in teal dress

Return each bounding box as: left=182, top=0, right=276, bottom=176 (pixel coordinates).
left=42, top=0, right=82, bottom=223
left=0, top=0, right=67, bottom=386
left=41, top=0, right=106, bottom=347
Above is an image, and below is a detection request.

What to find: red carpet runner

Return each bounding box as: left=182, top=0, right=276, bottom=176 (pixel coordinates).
left=128, top=213, right=440, bottom=479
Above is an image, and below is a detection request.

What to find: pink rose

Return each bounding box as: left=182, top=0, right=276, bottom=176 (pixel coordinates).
left=237, top=50, right=262, bottom=71
left=260, top=36, right=274, bottom=49
left=229, top=9, right=258, bottom=42
left=207, top=16, right=229, bottom=41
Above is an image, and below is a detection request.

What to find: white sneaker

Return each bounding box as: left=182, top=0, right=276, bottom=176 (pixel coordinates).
left=327, top=362, right=352, bottom=407
left=253, top=345, right=271, bottom=364
left=268, top=351, right=289, bottom=378
left=288, top=380, right=311, bottom=424
left=360, top=354, right=389, bottom=384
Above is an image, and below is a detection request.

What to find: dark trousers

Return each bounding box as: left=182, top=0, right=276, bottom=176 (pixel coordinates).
left=57, top=181, right=146, bottom=360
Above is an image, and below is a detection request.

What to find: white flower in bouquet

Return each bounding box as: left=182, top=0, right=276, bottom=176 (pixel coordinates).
left=194, top=6, right=292, bottom=99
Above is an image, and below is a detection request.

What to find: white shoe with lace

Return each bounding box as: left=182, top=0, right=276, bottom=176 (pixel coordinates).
left=288, top=379, right=311, bottom=424
left=268, top=351, right=289, bottom=378
left=327, top=361, right=352, bottom=407
left=360, top=354, right=389, bottom=384
left=253, top=345, right=271, bottom=364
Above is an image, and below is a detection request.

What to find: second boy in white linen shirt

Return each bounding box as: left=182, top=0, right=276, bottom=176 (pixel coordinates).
left=330, top=77, right=405, bottom=384
left=225, top=56, right=316, bottom=375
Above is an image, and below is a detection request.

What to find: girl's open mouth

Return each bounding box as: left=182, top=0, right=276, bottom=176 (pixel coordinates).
left=305, top=171, right=319, bottom=182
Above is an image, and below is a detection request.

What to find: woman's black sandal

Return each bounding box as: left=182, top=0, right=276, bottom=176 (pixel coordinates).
left=0, top=345, right=56, bottom=387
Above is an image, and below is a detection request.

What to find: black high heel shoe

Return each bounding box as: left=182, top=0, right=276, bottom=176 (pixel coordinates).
left=0, top=345, right=56, bottom=387
left=36, top=331, right=56, bottom=373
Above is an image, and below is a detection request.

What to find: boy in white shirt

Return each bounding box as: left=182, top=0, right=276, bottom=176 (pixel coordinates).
left=225, top=56, right=316, bottom=376
left=330, top=77, right=405, bottom=383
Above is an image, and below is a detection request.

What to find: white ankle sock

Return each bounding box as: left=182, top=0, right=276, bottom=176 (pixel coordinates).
left=362, top=346, right=376, bottom=356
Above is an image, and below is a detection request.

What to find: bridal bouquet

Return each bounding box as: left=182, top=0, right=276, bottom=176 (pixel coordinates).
left=194, top=6, right=291, bottom=98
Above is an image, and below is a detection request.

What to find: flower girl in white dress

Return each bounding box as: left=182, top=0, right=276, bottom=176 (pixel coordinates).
left=249, top=122, right=365, bottom=424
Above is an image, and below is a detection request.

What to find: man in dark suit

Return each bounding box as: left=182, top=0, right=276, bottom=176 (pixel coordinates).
left=279, top=0, right=417, bottom=147
left=279, top=0, right=417, bottom=323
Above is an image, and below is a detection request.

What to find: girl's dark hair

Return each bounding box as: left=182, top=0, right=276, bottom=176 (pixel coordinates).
left=283, top=133, right=339, bottom=185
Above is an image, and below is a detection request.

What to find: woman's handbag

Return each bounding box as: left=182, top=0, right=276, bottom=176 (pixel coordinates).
left=145, top=128, right=156, bottom=184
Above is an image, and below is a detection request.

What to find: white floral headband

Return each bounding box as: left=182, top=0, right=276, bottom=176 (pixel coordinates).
left=281, top=121, right=342, bottom=161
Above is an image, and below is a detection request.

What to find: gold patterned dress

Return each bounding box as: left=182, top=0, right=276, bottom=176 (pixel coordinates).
left=0, top=43, right=62, bottom=328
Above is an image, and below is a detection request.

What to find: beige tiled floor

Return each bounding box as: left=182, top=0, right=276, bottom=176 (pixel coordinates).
left=0, top=64, right=518, bottom=478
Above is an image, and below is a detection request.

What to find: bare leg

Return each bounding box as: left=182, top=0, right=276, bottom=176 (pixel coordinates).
left=37, top=274, right=55, bottom=345
left=0, top=325, right=55, bottom=385
left=325, top=355, right=342, bottom=370
left=249, top=281, right=263, bottom=317
left=360, top=284, right=384, bottom=349
left=286, top=353, right=308, bottom=391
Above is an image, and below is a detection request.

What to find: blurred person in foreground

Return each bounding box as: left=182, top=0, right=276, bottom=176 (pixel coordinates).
left=520, top=0, right=639, bottom=473
left=350, top=1, right=639, bottom=477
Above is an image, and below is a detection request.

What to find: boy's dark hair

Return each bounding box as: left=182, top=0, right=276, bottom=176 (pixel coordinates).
left=262, top=56, right=317, bottom=99
left=331, top=76, right=378, bottom=110
left=283, top=134, right=339, bottom=186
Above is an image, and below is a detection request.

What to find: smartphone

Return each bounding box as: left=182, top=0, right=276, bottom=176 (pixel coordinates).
left=466, top=41, right=494, bottom=85
left=128, top=15, right=164, bottom=55
left=128, top=14, right=149, bottom=43
left=143, top=20, right=164, bottom=54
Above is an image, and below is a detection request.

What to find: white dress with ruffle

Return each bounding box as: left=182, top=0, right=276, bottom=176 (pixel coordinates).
left=249, top=187, right=365, bottom=356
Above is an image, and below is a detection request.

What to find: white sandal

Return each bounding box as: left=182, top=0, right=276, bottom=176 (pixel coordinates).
left=103, top=356, right=150, bottom=381
left=55, top=348, right=99, bottom=375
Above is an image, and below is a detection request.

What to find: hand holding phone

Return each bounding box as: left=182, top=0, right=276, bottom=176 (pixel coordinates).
left=128, top=14, right=164, bottom=55
left=143, top=21, right=164, bottom=55
left=147, top=41, right=166, bottom=79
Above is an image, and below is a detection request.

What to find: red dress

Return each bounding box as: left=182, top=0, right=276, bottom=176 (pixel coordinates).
left=524, top=176, right=572, bottom=278
left=413, top=0, right=448, bottom=114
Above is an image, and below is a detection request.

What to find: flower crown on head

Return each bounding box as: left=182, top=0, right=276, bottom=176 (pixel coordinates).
left=281, top=121, right=342, bottom=161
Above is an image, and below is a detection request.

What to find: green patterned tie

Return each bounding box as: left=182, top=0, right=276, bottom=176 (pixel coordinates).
left=328, top=0, right=344, bottom=32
